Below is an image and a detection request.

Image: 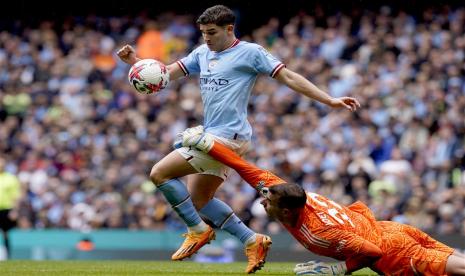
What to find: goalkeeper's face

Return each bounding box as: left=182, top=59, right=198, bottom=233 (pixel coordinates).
left=260, top=192, right=283, bottom=220
left=199, top=23, right=234, bottom=51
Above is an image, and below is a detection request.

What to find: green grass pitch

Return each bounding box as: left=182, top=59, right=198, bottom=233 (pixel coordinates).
left=0, top=260, right=377, bottom=275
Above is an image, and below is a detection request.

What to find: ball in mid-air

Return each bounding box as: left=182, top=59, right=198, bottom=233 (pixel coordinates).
left=128, top=59, right=170, bottom=94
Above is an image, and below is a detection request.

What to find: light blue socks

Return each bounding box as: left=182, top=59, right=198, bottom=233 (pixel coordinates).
left=158, top=178, right=205, bottom=229
left=200, top=198, right=255, bottom=244
left=158, top=180, right=255, bottom=243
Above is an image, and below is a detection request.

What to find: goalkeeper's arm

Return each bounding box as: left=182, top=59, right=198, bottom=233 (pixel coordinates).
left=208, top=138, right=285, bottom=191
left=298, top=228, right=383, bottom=275
left=179, top=127, right=285, bottom=191
left=294, top=240, right=382, bottom=275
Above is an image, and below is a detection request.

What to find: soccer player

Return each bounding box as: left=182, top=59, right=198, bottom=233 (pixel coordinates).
left=177, top=127, right=465, bottom=276
left=0, top=157, right=21, bottom=259
left=117, top=5, right=359, bottom=273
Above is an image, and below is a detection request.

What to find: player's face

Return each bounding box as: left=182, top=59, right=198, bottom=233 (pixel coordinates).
left=199, top=24, right=232, bottom=51
left=260, top=193, right=282, bottom=219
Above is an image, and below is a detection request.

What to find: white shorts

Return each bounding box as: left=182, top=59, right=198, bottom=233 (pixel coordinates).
left=176, top=134, right=251, bottom=180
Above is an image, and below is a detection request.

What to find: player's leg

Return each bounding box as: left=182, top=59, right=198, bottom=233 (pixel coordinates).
left=401, top=225, right=456, bottom=275
left=0, top=209, right=15, bottom=259
left=410, top=246, right=465, bottom=276
left=452, top=250, right=465, bottom=259
left=445, top=254, right=465, bottom=275
left=0, top=230, right=7, bottom=259
left=188, top=174, right=257, bottom=244
left=403, top=224, right=453, bottom=254
left=149, top=150, right=214, bottom=260
left=187, top=173, right=223, bottom=210
left=180, top=136, right=271, bottom=272
left=188, top=173, right=271, bottom=273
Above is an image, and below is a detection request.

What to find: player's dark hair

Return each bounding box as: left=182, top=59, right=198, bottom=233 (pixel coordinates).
left=197, top=5, right=236, bottom=26
left=269, top=183, right=306, bottom=209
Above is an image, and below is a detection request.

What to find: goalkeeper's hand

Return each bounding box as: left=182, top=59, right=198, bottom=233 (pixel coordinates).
left=294, top=260, right=347, bottom=275
left=173, top=125, right=214, bottom=153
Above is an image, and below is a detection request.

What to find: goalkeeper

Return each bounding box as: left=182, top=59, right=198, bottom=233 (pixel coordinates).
left=176, top=126, right=465, bottom=276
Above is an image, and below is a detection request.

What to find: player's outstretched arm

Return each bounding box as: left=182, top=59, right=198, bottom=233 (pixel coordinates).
left=274, top=67, right=360, bottom=111
left=116, top=44, right=185, bottom=81
left=310, top=228, right=383, bottom=274
left=178, top=127, right=285, bottom=190
left=208, top=140, right=285, bottom=188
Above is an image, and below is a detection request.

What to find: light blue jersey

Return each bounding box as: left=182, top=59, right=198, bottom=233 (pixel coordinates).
left=177, top=39, right=284, bottom=140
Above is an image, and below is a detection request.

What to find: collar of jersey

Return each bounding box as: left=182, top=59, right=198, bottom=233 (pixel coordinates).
left=211, top=38, right=240, bottom=54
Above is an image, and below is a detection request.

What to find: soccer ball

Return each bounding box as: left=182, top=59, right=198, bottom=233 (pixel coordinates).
left=128, top=59, right=170, bottom=94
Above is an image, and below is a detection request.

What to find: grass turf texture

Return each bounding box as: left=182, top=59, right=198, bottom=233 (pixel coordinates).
left=0, top=260, right=377, bottom=275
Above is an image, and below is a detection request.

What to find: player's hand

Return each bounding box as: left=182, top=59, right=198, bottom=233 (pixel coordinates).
left=116, top=44, right=140, bottom=65
left=328, top=97, right=360, bottom=112
left=294, top=260, right=347, bottom=275
left=173, top=126, right=214, bottom=152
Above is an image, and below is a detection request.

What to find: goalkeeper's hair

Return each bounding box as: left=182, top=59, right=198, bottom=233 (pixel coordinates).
left=197, top=5, right=236, bottom=26
left=269, top=183, right=306, bottom=210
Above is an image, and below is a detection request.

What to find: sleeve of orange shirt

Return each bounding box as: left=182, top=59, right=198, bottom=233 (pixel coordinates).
left=207, top=141, right=285, bottom=190
left=312, top=227, right=383, bottom=272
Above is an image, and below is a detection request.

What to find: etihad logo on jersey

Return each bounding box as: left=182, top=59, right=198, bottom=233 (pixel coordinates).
left=199, top=77, right=229, bottom=91
left=200, top=78, right=229, bottom=85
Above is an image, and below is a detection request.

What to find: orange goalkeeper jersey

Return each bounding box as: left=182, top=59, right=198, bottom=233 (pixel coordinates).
left=284, top=196, right=384, bottom=261
left=207, top=141, right=453, bottom=275
left=208, top=141, right=383, bottom=260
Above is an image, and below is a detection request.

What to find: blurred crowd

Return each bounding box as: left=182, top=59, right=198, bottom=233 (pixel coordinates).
left=1, top=6, right=465, bottom=237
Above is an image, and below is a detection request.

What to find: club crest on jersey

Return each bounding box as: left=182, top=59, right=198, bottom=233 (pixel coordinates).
left=208, top=60, right=218, bottom=69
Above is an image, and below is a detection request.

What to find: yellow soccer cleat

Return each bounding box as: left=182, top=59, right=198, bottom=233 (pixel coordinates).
left=171, top=226, right=216, bottom=261
left=244, top=234, right=272, bottom=274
